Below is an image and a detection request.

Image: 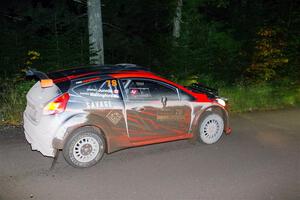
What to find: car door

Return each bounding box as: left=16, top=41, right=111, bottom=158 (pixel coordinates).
left=121, top=78, right=192, bottom=142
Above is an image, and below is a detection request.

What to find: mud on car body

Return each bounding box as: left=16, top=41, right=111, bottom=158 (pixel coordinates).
left=24, top=64, right=231, bottom=168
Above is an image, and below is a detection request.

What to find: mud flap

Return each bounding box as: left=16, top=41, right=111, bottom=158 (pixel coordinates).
left=50, top=150, right=60, bottom=170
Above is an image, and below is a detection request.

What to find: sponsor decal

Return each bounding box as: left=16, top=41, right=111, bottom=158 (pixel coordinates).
left=130, top=89, right=138, bottom=95
left=90, top=93, right=119, bottom=98
left=156, top=109, right=184, bottom=121
left=86, top=101, right=112, bottom=109
left=106, top=111, right=123, bottom=125
left=76, top=79, right=120, bottom=98
left=128, top=88, right=151, bottom=98
left=79, top=89, right=120, bottom=98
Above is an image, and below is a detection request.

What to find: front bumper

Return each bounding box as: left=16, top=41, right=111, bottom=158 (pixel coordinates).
left=23, top=113, right=56, bottom=157
left=225, top=127, right=232, bottom=135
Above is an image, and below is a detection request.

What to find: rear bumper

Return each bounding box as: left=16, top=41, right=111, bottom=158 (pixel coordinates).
left=23, top=113, right=56, bottom=157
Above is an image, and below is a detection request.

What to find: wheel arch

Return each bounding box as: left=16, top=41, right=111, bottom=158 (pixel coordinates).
left=52, top=114, right=113, bottom=153
left=191, top=105, right=230, bottom=140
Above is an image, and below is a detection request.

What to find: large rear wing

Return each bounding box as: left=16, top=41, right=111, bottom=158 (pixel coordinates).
left=26, top=68, right=53, bottom=88
left=25, top=68, right=49, bottom=80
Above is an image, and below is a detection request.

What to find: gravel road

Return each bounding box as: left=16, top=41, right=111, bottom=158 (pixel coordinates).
left=0, top=109, right=299, bottom=200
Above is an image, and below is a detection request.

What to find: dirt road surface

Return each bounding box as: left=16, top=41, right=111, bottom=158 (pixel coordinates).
left=0, top=109, right=299, bottom=200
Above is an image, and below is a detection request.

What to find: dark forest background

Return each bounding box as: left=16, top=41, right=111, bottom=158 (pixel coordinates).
left=0, top=0, right=299, bottom=124
left=1, top=0, right=299, bottom=84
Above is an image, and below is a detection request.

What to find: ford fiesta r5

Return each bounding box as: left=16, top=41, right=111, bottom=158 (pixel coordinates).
left=23, top=64, right=231, bottom=168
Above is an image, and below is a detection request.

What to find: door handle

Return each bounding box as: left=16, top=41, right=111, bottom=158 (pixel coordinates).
left=132, top=106, right=145, bottom=112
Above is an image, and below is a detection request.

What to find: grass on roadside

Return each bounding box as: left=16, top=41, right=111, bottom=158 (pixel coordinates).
left=220, top=84, right=300, bottom=112
left=0, top=79, right=34, bottom=125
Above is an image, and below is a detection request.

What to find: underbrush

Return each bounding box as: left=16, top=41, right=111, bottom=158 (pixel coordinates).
left=220, top=84, right=300, bottom=112
left=0, top=79, right=299, bottom=125
left=0, top=79, right=34, bottom=125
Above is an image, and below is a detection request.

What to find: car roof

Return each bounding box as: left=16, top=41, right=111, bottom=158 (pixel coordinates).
left=47, top=64, right=199, bottom=98
left=48, top=64, right=152, bottom=83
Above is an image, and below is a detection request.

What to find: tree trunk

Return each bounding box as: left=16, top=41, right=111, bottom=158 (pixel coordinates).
left=173, top=0, right=183, bottom=39
left=87, top=0, right=104, bottom=65
left=54, top=13, right=60, bottom=67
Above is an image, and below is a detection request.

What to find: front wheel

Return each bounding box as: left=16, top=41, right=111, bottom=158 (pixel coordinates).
left=199, top=112, right=224, bottom=144
left=63, top=127, right=106, bottom=168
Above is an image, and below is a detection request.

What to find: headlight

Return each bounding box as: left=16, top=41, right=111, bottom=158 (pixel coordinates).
left=216, top=98, right=226, bottom=107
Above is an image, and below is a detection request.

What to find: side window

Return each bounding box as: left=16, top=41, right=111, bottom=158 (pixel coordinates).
left=122, top=79, right=179, bottom=101
left=73, top=79, right=121, bottom=100
left=180, top=90, right=195, bottom=101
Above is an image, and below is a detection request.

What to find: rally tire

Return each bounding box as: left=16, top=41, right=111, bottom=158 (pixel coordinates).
left=198, top=112, right=224, bottom=144
left=63, top=127, right=106, bottom=168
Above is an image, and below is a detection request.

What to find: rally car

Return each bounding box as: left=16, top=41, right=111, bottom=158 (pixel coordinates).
left=24, top=64, right=231, bottom=168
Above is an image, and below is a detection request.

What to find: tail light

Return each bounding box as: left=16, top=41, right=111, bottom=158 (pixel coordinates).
left=43, top=93, right=70, bottom=115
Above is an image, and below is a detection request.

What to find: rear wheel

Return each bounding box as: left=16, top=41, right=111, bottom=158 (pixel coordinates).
left=199, top=112, right=224, bottom=144
left=63, top=127, right=106, bottom=168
